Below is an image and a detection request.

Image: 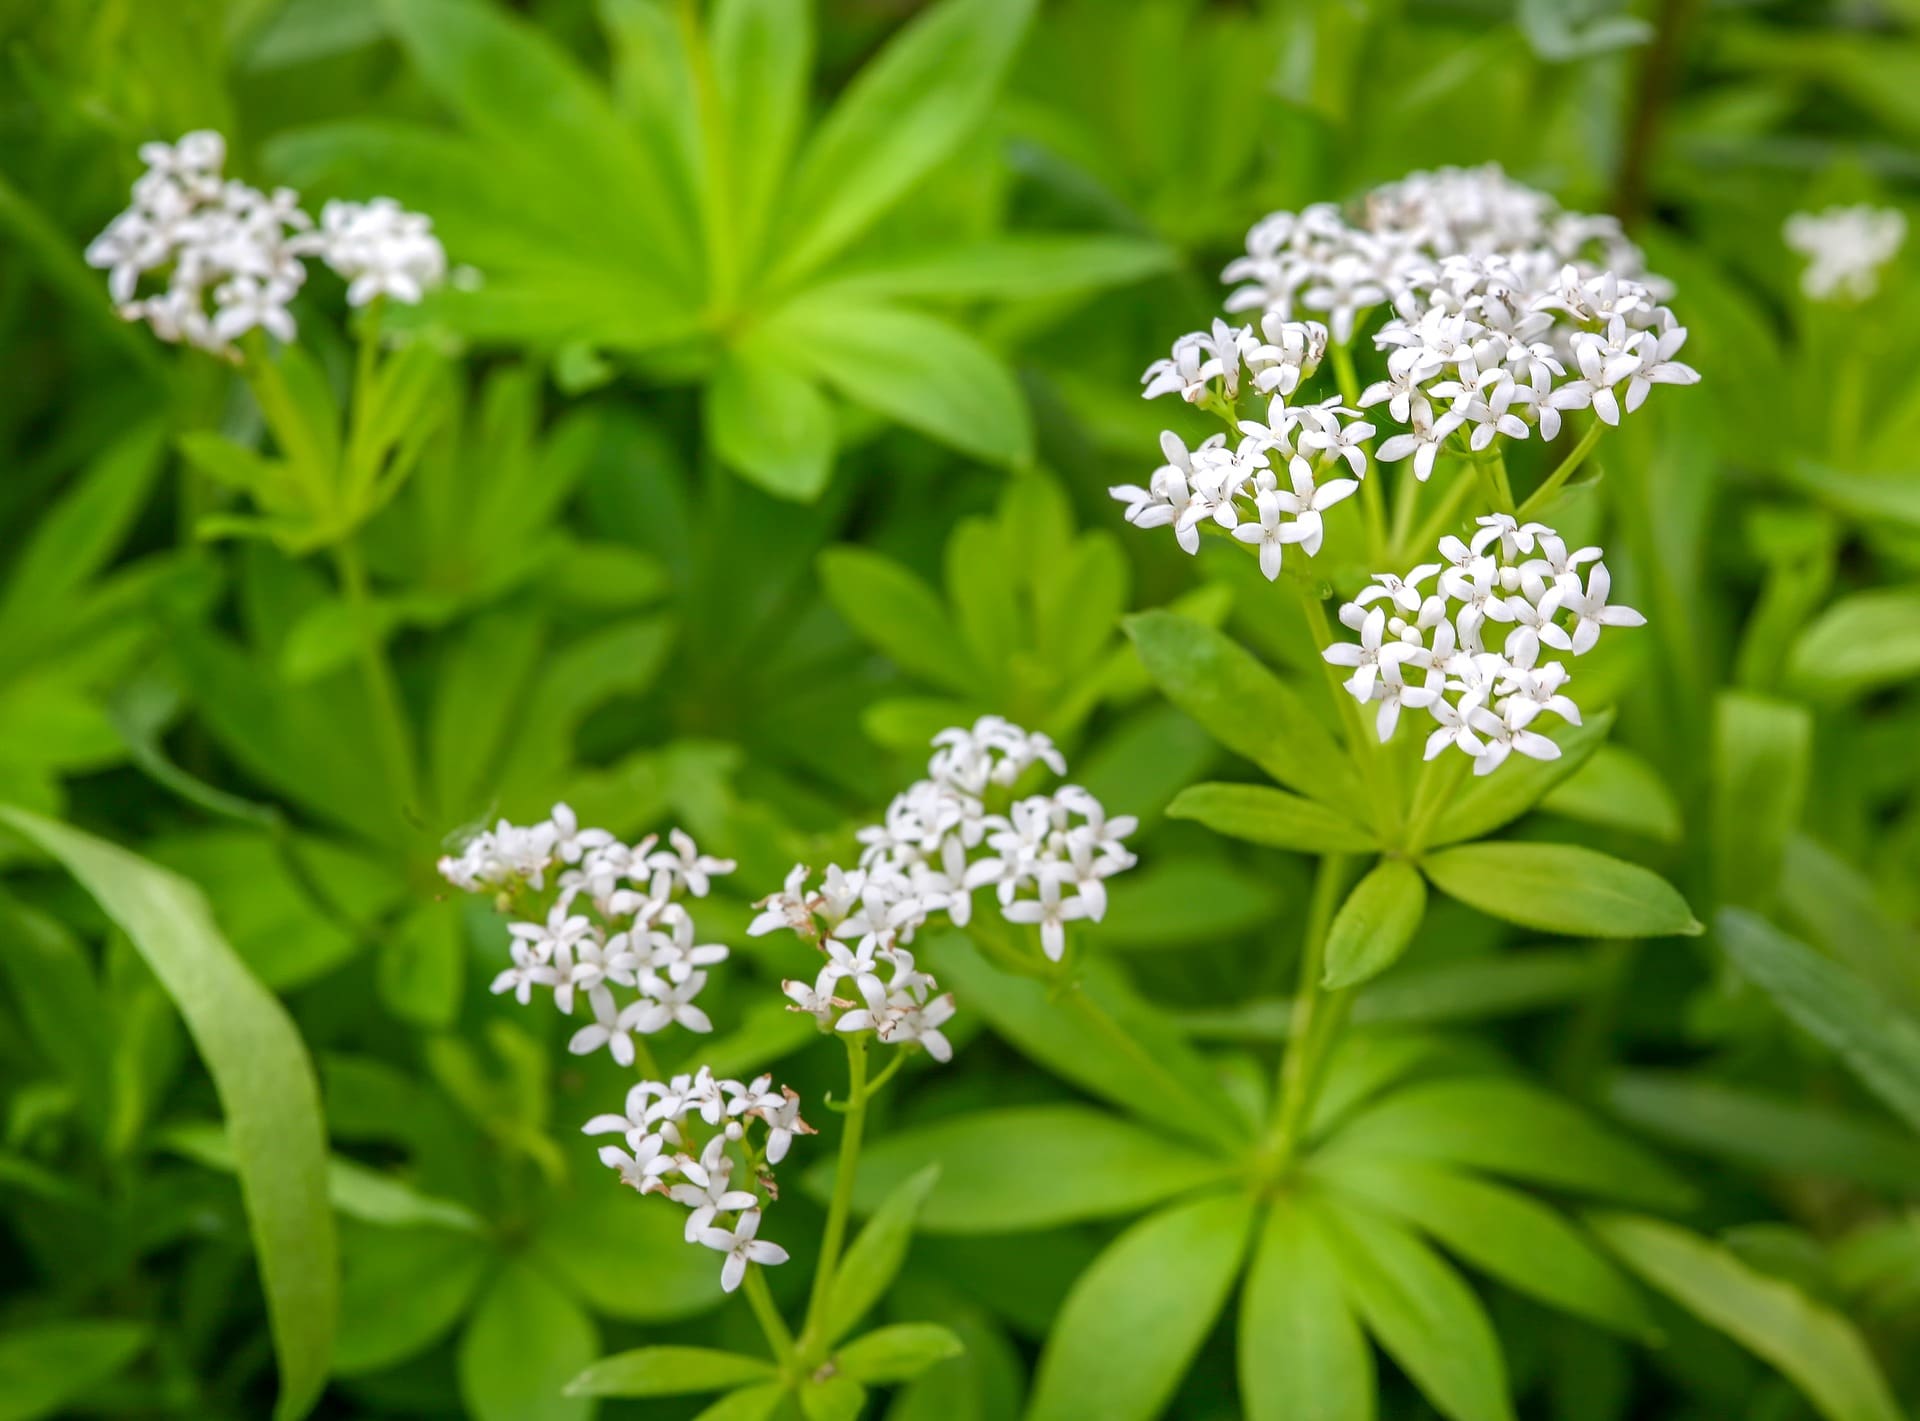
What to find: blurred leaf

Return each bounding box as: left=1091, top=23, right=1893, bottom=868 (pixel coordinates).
left=1592, top=1213, right=1903, bottom=1421
left=1027, top=1193, right=1254, bottom=1421
left=0, top=810, right=335, bottom=1421
left=711, top=0, right=812, bottom=273
left=835, top=1323, right=964, bottom=1384
left=533, top=1179, right=724, bottom=1322
left=1311, top=1156, right=1656, bottom=1339
left=1606, top=1072, right=1920, bottom=1194
left=1517, top=0, right=1650, bottom=61
left=0, top=1321, right=150, bottom=1421
left=1323, top=1075, right=1695, bottom=1211
left=819, top=234, right=1174, bottom=301
left=1240, top=1196, right=1375, bottom=1421
left=1717, top=908, right=1920, bottom=1133
left=1127, top=612, right=1361, bottom=812
left=1711, top=692, right=1812, bottom=910
left=774, top=0, right=1037, bottom=284
left=1538, top=744, right=1683, bottom=845
left=708, top=343, right=835, bottom=500
left=566, top=1346, right=777, bottom=1399
left=1424, top=712, right=1614, bottom=848
left=1168, top=782, right=1378, bottom=854
left=800, top=1376, right=867, bottom=1421
left=1323, top=859, right=1427, bottom=991
left=1787, top=587, right=1920, bottom=700
left=1421, top=842, right=1700, bottom=939
left=823, top=1164, right=941, bottom=1345
left=693, top=1385, right=788, bottom=1421
left=819, top=548, right=977, bottom=695
left=1099, top=857, right=1284, bottom=951
left=335, top=1225, right=493, bottom=1375
left=458, top=1258, right=599, bottom=1421
left=821, top=1105, right=1232, bottom=1233
left=1319, top=1195, right=1514, bottom=1421
left=771, top=298, right=1032, bottom=467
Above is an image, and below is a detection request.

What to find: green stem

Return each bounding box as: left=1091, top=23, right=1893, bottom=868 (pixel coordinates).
left=1402, top=749, right=1474, bottom=855
left=1388, top=461, right=1423, bottom=561
left=1485, top=447, right=1518, bottom=517
left=344, top=299, right=385, bottom=511
left=742, top=1265, right=794, bottom=1363
left=1330, top=342, right=1388, bottom=561
left=1297, top=585, right=1399, bottom=842
left=1403, top=463, right=1481, bottom=559
left=1831, top=347, right=1867, bottom=467
left=1517, top=423, right=1605, bottom=520
left=800, top=1035, right=869, bottom=1358
left=330, top=537, right=420, bottom=825
left=1266, top=853, right=1356, bottom=1164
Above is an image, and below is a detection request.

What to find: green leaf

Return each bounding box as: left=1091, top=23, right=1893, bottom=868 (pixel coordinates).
left=566, top=1346, right=777, bottom=1398
left=1324, top=1075, right=1695, bottom=1211
left=1310, top=1156, right=1656, bottom=1339
left=335, top=1224, right=492, bottom=1376
left=819, top=1105, right=1231, bottom=1233
left=0, top=809, right=334, bottom=1421
left=774, top=0, right=1036, bottom=283
left=708, top=342, right=835, bottom=501
left=0, top=421, right=164, bottom=628
left=823, top=1164, right=941, bottom=1344
left=711, top=0, right=812, bottom=275
left=1539, top=744, right=1683, bottom=844
left=929, top=937, right=1245, bottom=1151
left=1717, top=907, right=1920, bottom=1133
left=1126, top=612, right=1361, bottom=811
left=1322, top=859, right=1427, bottom=991
left=1240, top=1197, right=1375, bottom=1421
left=1605, top=1072, right=1920, bottom=1194
left=819, top=547, right=976, bottom=695
left=1787, top=587, right=1920, bottom=699
left=1099, top=857, right=1285, bottom=951
left=533, top=1178, right=723, bottom=1322
left=0, top=1321, right=150, bottom=1421
left=835, top=1323, right=964, bottom=1384
left=817, top=234, right=1174, bottom=301
left=1420, top=842, right=1700, bottom=939
left=1423, top=711, right=1613, bottom=848
left=800, top=1376, right=867, bottom=1421
left=380, top=0, right=696, bottom=280
left=457, top=1259, right=598, bottom=1421
left=1318, top=1196, right=1514, bottom=1421
left=1027, top=1193, right=1255, bottom=1421
left=693, top=1384, right=789, bottom=1421
left=1167, top=782, right=1377, bottom=854
left=1592, top=1213, right=1904, bottom=1421
left=1711, top=692, right=1810, bottom=909
left=279, top=596, right=399, bottom=685
left=771, top=299, right=1032, bottom=467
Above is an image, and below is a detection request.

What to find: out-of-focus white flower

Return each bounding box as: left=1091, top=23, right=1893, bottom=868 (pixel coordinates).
left=301, top=197, right=447, bottom=306
left=1324, top=516, right=1644, bottom=774
left=1784, top=205, right=1906, bottom=302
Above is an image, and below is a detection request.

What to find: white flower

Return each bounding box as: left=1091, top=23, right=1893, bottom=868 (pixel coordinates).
left=1784, top=205, right=1906, bottom=302
left=1001, top=872, right=1090, bottom=962
left=305, top=197, right=448, bottom=306
left=758, top=1088, right=814, bottom=1165
left=647, top=829, right=735, bottom=898
left=1323, top=606, right=1421, bottom=701
left=1559, top=561, right=1645, bottom=655
left=699, top=1210, right=789, bottom=1294
left=671, top=1140, right=759, bottom=1242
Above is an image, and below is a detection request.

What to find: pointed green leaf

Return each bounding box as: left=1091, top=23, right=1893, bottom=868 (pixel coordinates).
left=835, top=1323, right=964, bottom=1384
left=708, top=343, right=835, bottom=501
left=0, top=1321, right=150, bottom=1421
left=711, top=0, right=812, bottom=273
left=0, top=809, right=334, bottom=1421
left=816, top=234, right=1174, bottom=301
left=1539, top=744, right=1683, bottom=844
left=819, top=547, right=976, bottom=695
left=1168, top=782, right=1377, bottom=854
left=1240, top=1196, right=1375, bottom=1421
left=1324, top=1075, right=1695, bottom=1211
left=457, top=1259, right=598, bottom=1421
left=1711, top=692, right=1810, bottom=909
left=1787, top=586, right=1920, bottom=699
left=335, top=1224, right=491, bottom=1376
left=1423, top=711, right=1613, bottom=848
left=815, top=1105, right=1231, bottom=1234
left=1028, top=1194, right=1255, bottom=1421
left=1126, top=612, right=1360, bottom=810
left=775, top=0, right=1036, bottom=282
left=1592, top=1213, right=1904, bottom=1421
left=693, top=1384, right=789, bottom=1421
left=1421, top=842, right=1700, bottom=939
left=1322, top=859, right=1427, bottom=990
left=1319, top=1196, right=1514, bottom=1421
left=822, top=1164, right=940, bottom=1344
left=1717, top=907, right=1920, bottom=1132
left=800, top=1376, right=867, bottom=1421
left=566, top=1346, right=777, bottom=1398
left=1310, top=1157, right=1656, bottom=1339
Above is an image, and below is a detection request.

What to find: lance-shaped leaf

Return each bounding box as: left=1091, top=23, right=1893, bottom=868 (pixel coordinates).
left=1592, top=1213, right=1904, bottom=1421
left=0, top=809, right=335, bottom=1421
left=835, top=1324, right=964, bottom=1385
left=1168, top=782, right=1377, bottom=854
left=1027, top=1193, right=1255, bottom=1421
left=1322, top=858, right=1427, bottom=990
left=1421, top=842, right=1700, bottom=939
left=457, top=1260, right=598, bottom=1421
left=0, top=1321, right=151, bottom=1421
left=566, top=1346, right=777, bottom=1399
left=1240, top=1196, right=1375, bottom=1421
left=821, top=1165, right=941, bottom=1345
left=1422, top=711, right=1612, bottom=848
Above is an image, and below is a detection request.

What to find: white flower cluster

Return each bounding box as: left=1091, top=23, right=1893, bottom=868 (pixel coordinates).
left=438, top=806, right=737, bottom=1067
left=1784, top=205, right=1906, bottom=303
left=753, top=718, right=1138, bottom=1049
left=1323, top=514, right=1645, bottom=775
left=584, top=1068, right=813, bottom=1293
left=1114, top=342, right=1371, bottom=581
left=84, top=130, right=447, bottom=356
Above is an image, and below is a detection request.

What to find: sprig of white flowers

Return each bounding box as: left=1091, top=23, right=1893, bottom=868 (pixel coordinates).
left=753, top=718, right=1138, bottom=1055
left=438, top=807, right=736, bottom=1067
left=583, top=1067, right=813, bottom=1293
left=1784, top=205, right=1907, bottom=303
left=1323, top=514, right=1644, bottom=774
left=85, top=130, right=448, bottom=357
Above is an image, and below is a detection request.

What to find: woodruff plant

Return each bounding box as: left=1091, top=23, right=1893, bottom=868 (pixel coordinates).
left=439, top=717, right=1138, bottom=1413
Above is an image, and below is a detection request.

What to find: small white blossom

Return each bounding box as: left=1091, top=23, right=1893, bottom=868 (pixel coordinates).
left=1785, top=205, right=1906, bottom=303
left=700, top=1211, right=790, bottom=1294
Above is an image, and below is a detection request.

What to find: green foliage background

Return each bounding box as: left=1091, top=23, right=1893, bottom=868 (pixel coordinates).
left=2, top=0, right=1920, bottom=1418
